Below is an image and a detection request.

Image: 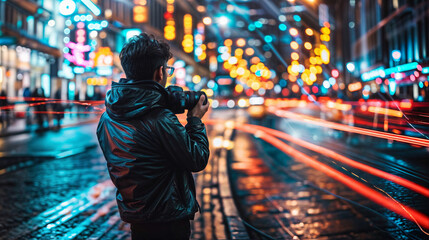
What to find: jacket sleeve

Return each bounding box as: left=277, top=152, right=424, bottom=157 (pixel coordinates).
left=156, top=110, right=210, bottom=172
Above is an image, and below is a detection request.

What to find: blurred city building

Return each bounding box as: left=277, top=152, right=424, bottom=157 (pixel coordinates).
left=0, top=0, right=213, bottom=114
left=333, top=0, right=429, bottom=101
left=0, top=0, right=428, bottom=112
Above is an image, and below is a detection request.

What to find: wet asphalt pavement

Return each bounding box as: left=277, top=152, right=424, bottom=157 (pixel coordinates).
left=0, top=109, right=428, bottom=239
left=0, top=123, right=120, bottom=239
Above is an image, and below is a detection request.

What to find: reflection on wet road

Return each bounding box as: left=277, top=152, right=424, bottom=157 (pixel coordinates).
left=0, top=108, right=428, bottom=239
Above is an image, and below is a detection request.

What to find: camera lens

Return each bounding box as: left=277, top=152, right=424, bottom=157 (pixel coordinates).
left=166, top=86, right=208, bottom=114
left=184, top=91, right=208, bottom=110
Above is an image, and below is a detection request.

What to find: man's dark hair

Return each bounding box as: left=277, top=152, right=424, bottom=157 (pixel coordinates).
left=120, top=33, right=173, bottom=80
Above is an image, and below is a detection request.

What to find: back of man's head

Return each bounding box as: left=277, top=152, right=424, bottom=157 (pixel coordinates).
left=119, top=33, right=172, bottom=81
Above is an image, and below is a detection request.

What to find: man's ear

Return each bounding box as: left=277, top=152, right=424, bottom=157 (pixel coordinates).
left=153, top=66, right=164, bottom=83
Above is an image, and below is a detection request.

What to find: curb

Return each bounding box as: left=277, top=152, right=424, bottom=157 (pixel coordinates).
left=218, top=127, right=250, bottom=240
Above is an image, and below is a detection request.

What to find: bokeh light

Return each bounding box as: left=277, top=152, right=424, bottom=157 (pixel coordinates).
left=290, top=41, right=299, bottom=50
left=289, top=28, right=299, bottom=36
left=305, top=28, right=314, bottom=36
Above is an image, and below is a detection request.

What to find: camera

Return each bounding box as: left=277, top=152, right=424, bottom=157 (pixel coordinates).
left=166, top=85, right=208, bottom=114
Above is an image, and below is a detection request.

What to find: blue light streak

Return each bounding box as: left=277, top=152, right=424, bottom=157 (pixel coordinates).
left=81, top=0, right=101, bottom=16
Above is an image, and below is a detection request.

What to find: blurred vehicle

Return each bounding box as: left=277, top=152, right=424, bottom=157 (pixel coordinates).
left=212, top=98, right=236, bottom=109
left=248, top=96, right=266, bottom=119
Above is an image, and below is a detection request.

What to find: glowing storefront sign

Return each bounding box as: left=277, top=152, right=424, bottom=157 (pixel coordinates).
left=87, top=77, right=108, bottom=86
left=194, top=23, right=205, bottom=62
left=348, top=82, right=362, bottom=92
left=96, top=67, right=112, bottom=76
left=164, top=0, right=175, bottom=40
left=81, top=0, right=101, bottom=16
left=94, top=47, right=113, bottom=76
left=73, top=14, right=93, bottom=22
left=0, top=67, right=4, bottom=86
left=68, top=81, right=75, bottom=100
left=94, top=47, right=113, bottom=67
left=59, top=0, right=76, bottom=16
left=73, top=66, right=85, bottom=74
left=122, top=29, right=142, bottom=42
left=63, top=21, right=93, bottom=68
left=362, top=62, right=419, bottom=82
left=361, top=67, right=385, bottom=81
left=41, top=74, right=51, bottom=97
left=384, top=62, right=418, bottom=75
left=217, top=77, right=232, bottom=85
left=64, top=42, right=92, bottom=67
left=182, top=14, right=193, bottom=53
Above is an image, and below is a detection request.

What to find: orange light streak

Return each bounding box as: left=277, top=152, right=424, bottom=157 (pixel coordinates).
left=399, top=101, right=412, bottom=109
left=268, top=107, right=429, bottom=147
left=234, top=123, right=429, bottom=231
left=202, top=119, right=429, bottom=231
left=248, top=124, right=429, bottom=198
left=368, top=106, right=403, bottom=118
left=326, top=101, right=352, bottom=111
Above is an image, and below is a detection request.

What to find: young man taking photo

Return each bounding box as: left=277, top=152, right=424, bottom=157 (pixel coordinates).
left=97, top=33, right=210, bottom=240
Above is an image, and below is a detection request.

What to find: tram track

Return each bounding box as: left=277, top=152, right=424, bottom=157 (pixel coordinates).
left=320, top=138, right=429, bottom=185
left=266, top=116, right=429, bottom=192
left=226, top=130, right=385, bottom=239
left=253, top=138, right=421, bottom=240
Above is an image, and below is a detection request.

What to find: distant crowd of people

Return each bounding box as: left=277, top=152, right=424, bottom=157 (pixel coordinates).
left=0, top=87, right=104, bottom=132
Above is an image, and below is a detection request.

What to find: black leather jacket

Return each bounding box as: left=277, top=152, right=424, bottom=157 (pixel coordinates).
left=97, top=79, right=209, bottom=223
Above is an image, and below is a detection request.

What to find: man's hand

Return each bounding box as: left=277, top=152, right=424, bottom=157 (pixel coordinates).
left=188, top=95, right=210, bottom=119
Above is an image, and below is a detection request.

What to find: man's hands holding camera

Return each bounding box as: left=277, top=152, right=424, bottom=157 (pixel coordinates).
left=187, top=95, right=210, bottom=119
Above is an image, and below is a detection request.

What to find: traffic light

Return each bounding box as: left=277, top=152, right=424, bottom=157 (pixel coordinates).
left=133, top=5, right=148, bottom=23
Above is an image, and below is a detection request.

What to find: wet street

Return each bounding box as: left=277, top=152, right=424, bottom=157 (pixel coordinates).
left=2, top=0, right=429, bottom=239
left=0, top=122, right=118, bottom=239
left=0, top=108, right=428, bottom=239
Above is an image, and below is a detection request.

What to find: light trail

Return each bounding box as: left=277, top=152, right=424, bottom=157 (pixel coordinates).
left=0, top=96, right=104, bottom=105
left=233, top=123, right=429, bottom=231
left=0, top=98, right=105, bottom=116
left=353, top=117, right=429, bottom=136
left=268, top=107, right=429, bottom=147
left=202, top=118, right=429, bottom=231
left=248, top=124, right=429, bottom=198
left=368, top=106, right=403, bottom=118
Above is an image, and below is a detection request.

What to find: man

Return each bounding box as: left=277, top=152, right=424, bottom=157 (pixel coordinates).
left=97, top=33, right=210, bottom=239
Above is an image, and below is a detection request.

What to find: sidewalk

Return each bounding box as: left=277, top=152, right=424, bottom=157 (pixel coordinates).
left=0, top=114, right=100, bottom=138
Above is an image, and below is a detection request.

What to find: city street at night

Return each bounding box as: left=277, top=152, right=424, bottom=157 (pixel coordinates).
left=1, top=0, right=429, bottom=239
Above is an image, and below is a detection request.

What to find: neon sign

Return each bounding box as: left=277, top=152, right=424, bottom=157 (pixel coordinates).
left=59, top=0, right=76, bottom=16
left=64, top=42, right=92, bottom=67
left=81, top=0, right=101, bottom=16
left=94, top=47, right=113, bottom=76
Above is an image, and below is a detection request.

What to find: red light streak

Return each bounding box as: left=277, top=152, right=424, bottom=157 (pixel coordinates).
left=368, top=106, right=403, bottom=118
left=233, top=123, right=429, bottom=231
left=268, top=107, right=429, bottom=147
left=202, top=119, right=429, bottom=231
left=248, top=124, right=429, bottom=198
left=0, top=97, right=105, bottom=115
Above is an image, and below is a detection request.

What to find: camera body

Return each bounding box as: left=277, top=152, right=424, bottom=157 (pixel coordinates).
left=165, top=85, right=208, bottom=114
